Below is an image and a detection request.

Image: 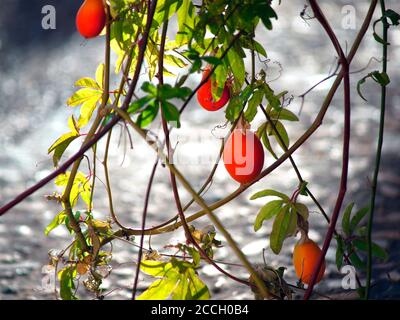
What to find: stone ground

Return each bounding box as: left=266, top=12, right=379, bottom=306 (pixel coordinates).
left=0, top=0, right=399, bottom=300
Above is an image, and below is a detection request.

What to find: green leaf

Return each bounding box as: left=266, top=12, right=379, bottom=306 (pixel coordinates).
left=137, top=101, right=159, bottom=128
left=348, top=251, right=367, bottom=270
left=254, top=200, right=283, bottom=232
left=270, top=205, right=296, bottom=254
left=225, top=96, right=242, bottom=122
left=352, top=239, right=389, bottom=261
left=342, top=202, right=354, bottom=236
left=162, top=101, right=181, bottom=128
left=356, top=226, right=368, bottom=237
left=268, top=121, right=289, bottom=149
left=263, top=84, right=281, bottom=110
left=250, top=189, right=290, bottom=202
left=141, top=81, right=158, bottom=96
left=244, top=89, right=263, bottom=122
left=212, top=63, right=228, bottom=100
left=371, top=71, right=390, bottom=86
left=262, top=130, right=278, bottom=159
left=175, top=0, right=195, bottom=46
left=357, top=71, right=390, bottom=101
left=258, top=4, right=278, bottom=30
left=158, top=84, right=192, bottom=100
left=58, top=267, right=78, bottom=300
left=350, top=206, right=369, bottom=233
left=227, top=47, right=245, bottom=89
left=241, top=38, right=267, bottom=57
left=45, top=210, right=67, bottom=236
left=186, top=247, right=201, bottom=268
left=294, top=203, right=309, bottom=220
left=269, top=109, right=299, bottom=121
left=202, top=56, right=221, bottom=66
left=384, top=9, right=400, bottom=25
left=335, top=235, right=345, bottom=271
left=128, top=96, right=154, bottom=114
left=287, top=205, right=298, bottom=236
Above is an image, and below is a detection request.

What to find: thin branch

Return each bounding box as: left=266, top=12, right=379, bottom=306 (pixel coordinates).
left=137, top=1, right=378, bottom=238
left=303, top=0, right=355, bottom=300
left=132, top=158, right=159, bottom=300
left=179, top=31, right=243, bottom=114
left=0, top=0, right=159, bottom=217
left=157, top=15, right=254, bottom=292
left=366, top=0, right=388, bottom=300
left=103, top=130, right=131, bottom=231
left=113, top=106, right=272, bottom=299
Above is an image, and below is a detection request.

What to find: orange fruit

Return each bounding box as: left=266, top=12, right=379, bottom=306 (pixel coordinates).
left=76, top=0, right=106, bottom=39
left=293, top=238, right=325, bottom=285
left=197, top=66, right=230, bottom=111
left=223, top=129, right=264, bottom=184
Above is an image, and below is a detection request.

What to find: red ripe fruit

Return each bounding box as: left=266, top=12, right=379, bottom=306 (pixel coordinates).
left=223, top=130, right=265, bottom=184
left=76, top=0, right=106, bottom=39
left=197, top=67, right=230, bottom=111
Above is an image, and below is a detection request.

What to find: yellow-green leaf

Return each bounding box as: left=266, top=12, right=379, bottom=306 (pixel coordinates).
left=67, top=88, right=102, bottom=107
left=137, top=278, right=178, bottom=300
left=78, top=97, right=100, bottom=128
left=140, top=260, right=175, bottom=278
left=186, top=268, right=210, bottom=300
left=45, top=210, right=67, bottom=236
left=67, top=116, right=80, bottom=135
left=96, top=63, right=105, bottom=89
left=74, top=77, right=100, bottom=90
left=48, top=132, right=79, bottom=155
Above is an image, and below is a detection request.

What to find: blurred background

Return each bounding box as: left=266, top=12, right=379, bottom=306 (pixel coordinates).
left=0, top=0, right=399, bottom=299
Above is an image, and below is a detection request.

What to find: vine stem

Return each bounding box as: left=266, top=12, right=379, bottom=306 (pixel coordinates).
left=303, top=0, right=352, bottom=300
left=0, top=0, right=158, bottom=217
left=157, top=14, right=264, bottom=294
left=132, top=158, right=159, bottom=300
left=113, top=106, right=272, bottom=299
left=103, top=129, right=130, bottom=231
left=179, top=31, right=243, bottom=114
left=108, top=0, right=377, bottom=239
left=365, top=0, right=388, bottom=300
left=56, top=2, right=113, bottom=252
left=254, top=81, right=362, bottom=287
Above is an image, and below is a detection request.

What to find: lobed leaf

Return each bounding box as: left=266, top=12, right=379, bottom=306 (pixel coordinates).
left=250, top=189, right=290, bottom=202
left=254, top=200, right=284, bottom=232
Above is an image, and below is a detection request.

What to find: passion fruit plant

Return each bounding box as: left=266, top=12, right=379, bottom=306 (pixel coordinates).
left=0, top=0, right=398, bottom=300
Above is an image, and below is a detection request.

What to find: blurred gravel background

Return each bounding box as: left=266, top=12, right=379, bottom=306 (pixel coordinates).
left=0, top=0, right=399, bottom=300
